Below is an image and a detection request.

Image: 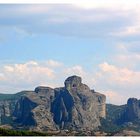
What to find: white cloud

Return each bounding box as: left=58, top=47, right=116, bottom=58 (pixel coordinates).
left=74, top=0, right=140, bottom=10
left=0, top=61, right=92, bottom=93
left=63, top=65, right=97, bottom=91
left=110, top=42, right=140, bottom=69
left=64, top=65, right=86, bottom=77
left=103, top=90, right=126, bottom=105
left=92, top=62, right=140, bottom=104
left=13, top=26, right=35, bottom=37
left=46, top=60, right=63, bottom=67
left=111, top=25, right=140, bottom=37
left=114, top=53, right=140, bottom=69
left=99, top=62, right=140, bottom=85
left=0, top=73, right=5, bottom=80
left=1, top=4, right=140, bottom=39
left=0, top=61, right=55, bottom=92
left=0, top=61, right=87, bottom=93
left=0, top=60, right=140, bottom=105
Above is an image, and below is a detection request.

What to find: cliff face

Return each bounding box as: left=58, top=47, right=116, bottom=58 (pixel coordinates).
left=13, top=96, right=38, bottom=126
left=100, top=98, right=140, bottom=135
left=51, top=75, right=105, bottom=130
left=124, top=98, right=140, bottom=121
left=0, top=100, right=16, bottom=125
left=92, top=91, right=106, bottom=118
left=0, top=92, right=25, bottom=126
left=0, top=75, right=106, bottom=131
left=105, top=98, right=140, bottom=127
left=0, top=101, right=10, bottom=122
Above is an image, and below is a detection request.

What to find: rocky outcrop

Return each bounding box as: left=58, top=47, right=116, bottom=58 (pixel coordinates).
left=0, top=100, right=16, bottom=125
left=13, top=96, right=38, bottom=126
left=0, top=75, right=106, bottom=131
left=105, top=98, right=140, bottom=126
left=52, top=75, right=105, bottom=130
left=125, top=98, right=140, bottom=121
left=92, top=91, right=106, bottom=118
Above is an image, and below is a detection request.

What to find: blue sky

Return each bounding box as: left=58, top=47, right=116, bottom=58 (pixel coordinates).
left=0, top=2, right=140, bottom=104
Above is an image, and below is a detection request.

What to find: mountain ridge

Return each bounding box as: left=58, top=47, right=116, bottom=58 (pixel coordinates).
left=0, top=75, right=106, bottom=131
left=0, top=75, right=140, bottom=136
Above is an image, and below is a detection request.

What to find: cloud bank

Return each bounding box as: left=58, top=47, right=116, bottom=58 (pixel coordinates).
left=0, top=4, right=140, bottom=40
left=0, top=59, right=140, bottom=105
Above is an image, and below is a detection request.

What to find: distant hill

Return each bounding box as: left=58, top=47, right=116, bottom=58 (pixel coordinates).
left=100, top=100, right=140, bottom=135
left=106, top=104, right=126, bottom=124
left=0, top=92, right=25, bottom=101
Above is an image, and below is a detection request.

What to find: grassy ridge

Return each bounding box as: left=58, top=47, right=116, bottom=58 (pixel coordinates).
left=0, top=92, right=25, bottom=101
left=0, top=128, right=49, bottom=136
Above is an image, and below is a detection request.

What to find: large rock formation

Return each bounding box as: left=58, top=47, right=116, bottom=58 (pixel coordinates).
left=100, top=98, right=140, bottom=135
left=105, top=98, right=140, bottom=127
left=0, top=93, right=23, bottom=125
left=0, top=101, right=14, bottom=125
left=51, top=75, right=106, bottom=130
left=92, top=91, right=106, bottom=118
left=125, top=98, right=140, bottom=121
left=0, top=75, right=106, bottom=131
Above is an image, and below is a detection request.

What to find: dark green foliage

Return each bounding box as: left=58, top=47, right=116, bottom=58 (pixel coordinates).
left=98, top=104, right=127, bottom=135
left=0, top=92, right=25, bottom=101
left=99, top=118, right=123, bottom=134
left=123, top=119, right=140, bottom=132
left=0, top=128, right=50, bottom=136
left=106, top=104, right=126, bottom=124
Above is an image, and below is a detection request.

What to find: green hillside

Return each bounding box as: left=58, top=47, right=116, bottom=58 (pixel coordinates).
left=0, top=92, right=25, bottom=101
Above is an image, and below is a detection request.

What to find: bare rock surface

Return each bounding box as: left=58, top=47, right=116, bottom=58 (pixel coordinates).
left=0, top=75, right=106, bottom=131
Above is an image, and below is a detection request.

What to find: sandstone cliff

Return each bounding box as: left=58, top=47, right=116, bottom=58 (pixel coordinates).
left=124, top=98, right=140, bottom=121
left=0, top=75, right=106, bottom=131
